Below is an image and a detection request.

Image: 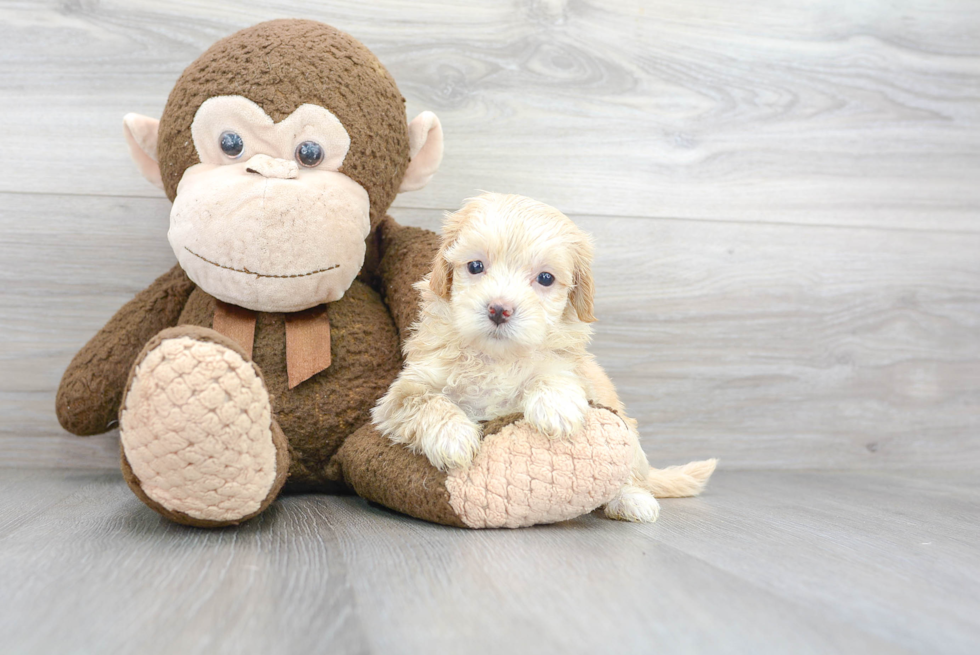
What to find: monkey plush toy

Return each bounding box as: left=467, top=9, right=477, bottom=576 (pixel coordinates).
left=56, top=19, right=641, bottom=529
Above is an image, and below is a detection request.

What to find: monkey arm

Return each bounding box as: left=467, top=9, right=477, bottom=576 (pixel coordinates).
left=55, top=264, right=197, bottom=436
left=375, top=214, right=440, bottom=340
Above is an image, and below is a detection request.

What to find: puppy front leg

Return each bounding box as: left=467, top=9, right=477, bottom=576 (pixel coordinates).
left=373, top=379, right=482, bottom=471
left=523, top=374, right=590, bottom=439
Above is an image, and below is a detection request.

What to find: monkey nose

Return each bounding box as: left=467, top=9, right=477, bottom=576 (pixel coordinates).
left=244, top=154, right=298, bottom=179
left=488, top=303, right=514, bottom=326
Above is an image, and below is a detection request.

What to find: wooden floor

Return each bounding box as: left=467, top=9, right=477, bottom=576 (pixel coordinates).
left=1, top=1, right=979, bottom=653
left=1, top=467, right=977, bottom=655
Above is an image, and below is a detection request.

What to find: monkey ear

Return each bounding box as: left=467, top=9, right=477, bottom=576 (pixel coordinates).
left=123, top=113, right=164, bottom=190
left=399, top=111, right=443, bottom=193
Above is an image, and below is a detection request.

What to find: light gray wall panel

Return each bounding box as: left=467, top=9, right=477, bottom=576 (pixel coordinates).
left=0, top=1, right=977, bottom=229
left=2, top=195, right=976, bottom=469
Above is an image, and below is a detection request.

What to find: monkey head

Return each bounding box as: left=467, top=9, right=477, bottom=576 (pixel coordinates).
left=120, top=20, right=443, bottom=312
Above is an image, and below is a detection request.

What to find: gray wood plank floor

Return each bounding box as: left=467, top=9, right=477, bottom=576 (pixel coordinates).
left=1, top=467, right=977, bottom=655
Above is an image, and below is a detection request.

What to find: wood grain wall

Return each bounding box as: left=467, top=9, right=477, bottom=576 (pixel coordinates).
left=1, top=0, right=977, bottom=470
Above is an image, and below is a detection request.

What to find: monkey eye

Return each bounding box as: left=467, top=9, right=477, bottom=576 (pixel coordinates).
left=467, top=261, right=484, bottom=275
left=536, top=272, right=555, bottom=287
left=219, top=131, right=244, bottom=158
left=295, top=141, right=324, bottom=168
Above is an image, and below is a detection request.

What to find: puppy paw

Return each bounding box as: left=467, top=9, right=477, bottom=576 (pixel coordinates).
left=604, top=485, right=661, bottom=523
left=375, top=387, right=483, bottom=471
left=523, top=385, right=588, bottom=439
left=420, top=410, right=483, bottom=471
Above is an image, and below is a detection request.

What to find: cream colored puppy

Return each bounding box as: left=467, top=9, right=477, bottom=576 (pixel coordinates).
left=373, top=193, right=714, bottom=522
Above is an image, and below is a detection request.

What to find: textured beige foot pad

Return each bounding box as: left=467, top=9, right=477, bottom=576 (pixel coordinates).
left=337, top=408, right=634, bottom=529
left=119, top=327, right=289, bottom=527
left=446, top=410, right=634, bottom=528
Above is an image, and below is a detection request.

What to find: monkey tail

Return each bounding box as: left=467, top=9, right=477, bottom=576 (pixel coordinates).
left=639, top=458, right=718, bottom=498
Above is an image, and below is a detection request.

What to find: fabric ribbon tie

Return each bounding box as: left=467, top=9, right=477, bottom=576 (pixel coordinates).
left=212, top=300, right=332, bottom=389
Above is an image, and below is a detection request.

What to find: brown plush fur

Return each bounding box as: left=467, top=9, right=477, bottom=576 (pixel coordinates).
left=334, top=423, right=467, bottom=527
left=176, top=279, right=403, bottom=490
left=334, top=411, right=528, bottom=527
left=56, top=20, right=449, bottom=517
left=376, top=216, right=443, bottom=338
left=156, top=19, right=410, bottom=229
left=56, top=264, right=196, bottom=435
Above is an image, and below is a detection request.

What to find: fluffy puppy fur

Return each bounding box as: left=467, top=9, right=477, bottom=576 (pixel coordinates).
left=373, top=193, right=715, bottom=522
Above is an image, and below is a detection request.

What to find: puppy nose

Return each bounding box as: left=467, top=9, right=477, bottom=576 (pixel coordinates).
left=244, top=154, right=298, bottom=179
left=488, top=303, right=514, bottom=325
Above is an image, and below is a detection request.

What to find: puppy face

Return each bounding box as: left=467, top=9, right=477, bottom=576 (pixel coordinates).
left=430, top=193, right=596, bottom=354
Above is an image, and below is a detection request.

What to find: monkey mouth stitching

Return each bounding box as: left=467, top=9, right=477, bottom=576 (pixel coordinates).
left=184, top=247, right=339, bottom=279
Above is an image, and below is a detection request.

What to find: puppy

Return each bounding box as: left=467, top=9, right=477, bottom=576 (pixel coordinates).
left=373, top=193, right=715, bottom=522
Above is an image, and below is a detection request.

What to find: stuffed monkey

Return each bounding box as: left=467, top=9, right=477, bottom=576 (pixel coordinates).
left=56, top=19, right=642, bottom=528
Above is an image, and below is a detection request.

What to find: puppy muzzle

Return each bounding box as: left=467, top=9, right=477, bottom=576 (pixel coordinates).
left=487, top=303, right=514, bottom=326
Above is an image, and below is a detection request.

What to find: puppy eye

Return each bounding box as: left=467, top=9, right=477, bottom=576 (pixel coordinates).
left=219, top=131, right=244, bottom=158
left=536, top=272, right=555, bottom=287
left=467, top=261, right=485, bottom=275
left=295, top=141, right=324, bottom=168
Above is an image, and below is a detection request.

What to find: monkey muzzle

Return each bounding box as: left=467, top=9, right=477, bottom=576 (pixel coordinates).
left=244, top=154, right=299, bottom=180
left=168, top=160, right=371, bottom=313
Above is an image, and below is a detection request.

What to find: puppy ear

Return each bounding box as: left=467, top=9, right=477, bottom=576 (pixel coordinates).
left=569, top=236, right=597, bottom=323
left=429, top=201, right=477, bottom=299
left=429, top=241, right=454, bottom=299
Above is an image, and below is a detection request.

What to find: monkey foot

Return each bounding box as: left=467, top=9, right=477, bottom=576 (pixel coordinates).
left=119, top=326, right=289, bottom=527
left=337, top=407, right=635, bottom=529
